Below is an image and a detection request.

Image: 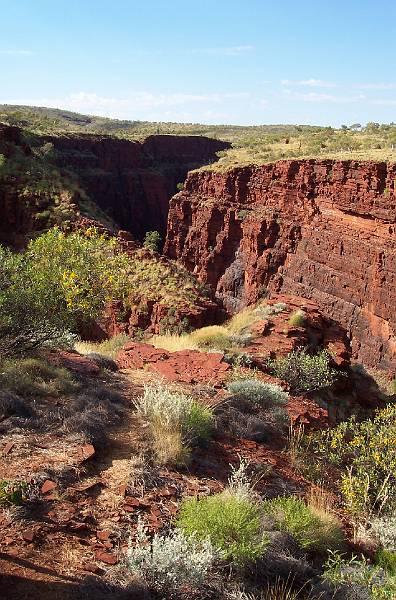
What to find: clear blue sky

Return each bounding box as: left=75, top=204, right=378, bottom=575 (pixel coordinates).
left=1, top=0, right=396, bottom=126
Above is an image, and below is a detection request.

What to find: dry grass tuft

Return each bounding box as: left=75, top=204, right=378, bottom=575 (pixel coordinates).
left=75, top=333, right=129, bottom=359
left=151, top=422, right=189, bottom=466
left=227, top=307, right=258, bottom=335
left=189, top=325, right=232, bottom=351
left=307, top=484, right=336, bottom=516
left=149, top=333, right=198, bottom=352
left=134, top=383, right=213, bottom=465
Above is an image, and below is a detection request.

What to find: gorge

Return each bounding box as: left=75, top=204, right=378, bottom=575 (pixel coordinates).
left=1, top=122, right=395, bottom=371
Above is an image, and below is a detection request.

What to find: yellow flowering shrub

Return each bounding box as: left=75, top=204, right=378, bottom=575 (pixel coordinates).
left=312, top=404, right=396, bottom=520
left=0, top=227, right=130, bottom=353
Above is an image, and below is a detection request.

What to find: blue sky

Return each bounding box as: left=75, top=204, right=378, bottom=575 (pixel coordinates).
left=1, top=0, right=396, bottom=126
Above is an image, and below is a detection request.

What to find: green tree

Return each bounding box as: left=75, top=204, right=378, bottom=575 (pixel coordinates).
left=0, top=227, right=129, bottom=354
left=143, top=230, right=161, bottom=252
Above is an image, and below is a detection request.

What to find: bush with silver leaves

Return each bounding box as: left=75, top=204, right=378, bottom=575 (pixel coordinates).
left=126, top=520, right=217, bottom=592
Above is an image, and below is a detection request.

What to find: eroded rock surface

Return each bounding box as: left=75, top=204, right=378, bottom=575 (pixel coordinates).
left=165, top=160, right=396, bottom=368
left=117, top=341, right=230, bottom=385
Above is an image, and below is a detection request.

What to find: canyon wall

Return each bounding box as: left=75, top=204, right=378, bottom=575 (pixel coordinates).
left=47, top=133, right=229, bottom=240
left=164, top=160, right=396, bottom=369
left=0, top=123, right=229, bottom=245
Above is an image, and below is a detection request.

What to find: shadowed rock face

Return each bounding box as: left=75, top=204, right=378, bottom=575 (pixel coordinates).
left=164, top=160, right=396, bottom=369
left=0, top=123, right=230, bottom=244
left=47, top=133, right=230, bottom=241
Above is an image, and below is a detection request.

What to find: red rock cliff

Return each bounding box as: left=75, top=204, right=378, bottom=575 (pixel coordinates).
left=164, top=160, right=396, bottom=369
left=0, top=123, right=229, bottom=245
left=47, top=133, right=229, bottom=240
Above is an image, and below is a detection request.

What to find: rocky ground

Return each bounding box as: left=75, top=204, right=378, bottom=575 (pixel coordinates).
left=0, top=295, right=357, bottom=599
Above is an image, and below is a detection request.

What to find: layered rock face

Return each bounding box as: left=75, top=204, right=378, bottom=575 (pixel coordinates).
left=164, top=160, right=396, bottom=369
left=47, top=133, right=229, bottom=240
left=0, top=123, right=229, bottom=244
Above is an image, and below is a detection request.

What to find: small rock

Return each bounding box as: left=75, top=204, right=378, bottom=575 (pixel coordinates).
left=41, top=480, right=57, bottom=494
left=82, top=561, right=103, bottom=575
left=3, top=442, right=15, bottom=455
left=22, top=530, right=35, bottom=543
left=80, top=444, right=95, bottom=461
left=95, top=550, right=118, bottom=565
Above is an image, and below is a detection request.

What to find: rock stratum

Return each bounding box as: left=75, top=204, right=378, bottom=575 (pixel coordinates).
left=164, top=160, right=396, bottom=369
left=45, top=132, right=229, bottom=241
left=0, top=123, right=229, bottom=245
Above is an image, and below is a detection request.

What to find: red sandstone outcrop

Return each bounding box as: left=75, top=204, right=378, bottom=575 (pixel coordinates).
left=243, top=295, right=350, bottom=368
left=164, top=160, right=396, bottom=369
left=117, top=341, right=230, bottom=385
left=97, top=291, right=224, bottom=340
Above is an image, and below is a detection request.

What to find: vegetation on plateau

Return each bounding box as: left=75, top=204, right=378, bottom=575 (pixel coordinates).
left=3, top=104, right=396, bottom=170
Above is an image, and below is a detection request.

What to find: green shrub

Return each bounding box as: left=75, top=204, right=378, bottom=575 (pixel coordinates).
left=177, top=493, right=267, bottom=567
left=0, top=228, right=130, bottom=354
left=262, top=496, right=344, bottom=553
left=184, top=401, right=213, bottom=442
left=268, top=349, right=338, bottom=394
left=0, top=356, right=78, bottom=397
left=313, top=404, right=396, bottom=520
left=0, top=480, right=27, bottom=507
left=143, top=230, right=161, bottom=252
left=227, top=378, right=289, bottom=408
left=392, top=377, right=396, bottom=394
left=288, top=310, right=306, bottom=327
left=376, top=549, right=396, bottom=575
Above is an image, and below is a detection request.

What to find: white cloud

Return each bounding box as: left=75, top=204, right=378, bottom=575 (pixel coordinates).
left=281, top=78, right=337, bottom=88
left=283, top=89, right=365, bottom=103
left=62, top=91, right=251, bottom=110
left=193, top=45, right=254, bottom=56
left=1, top=90, right=252, bottom=122
left=354, top=82, right=396, bottom=90
left=281, top=79, right=396, bottom=93
left=370, top=98, right=396, bottom=106
left=0, top=50, right=33, bottom=56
